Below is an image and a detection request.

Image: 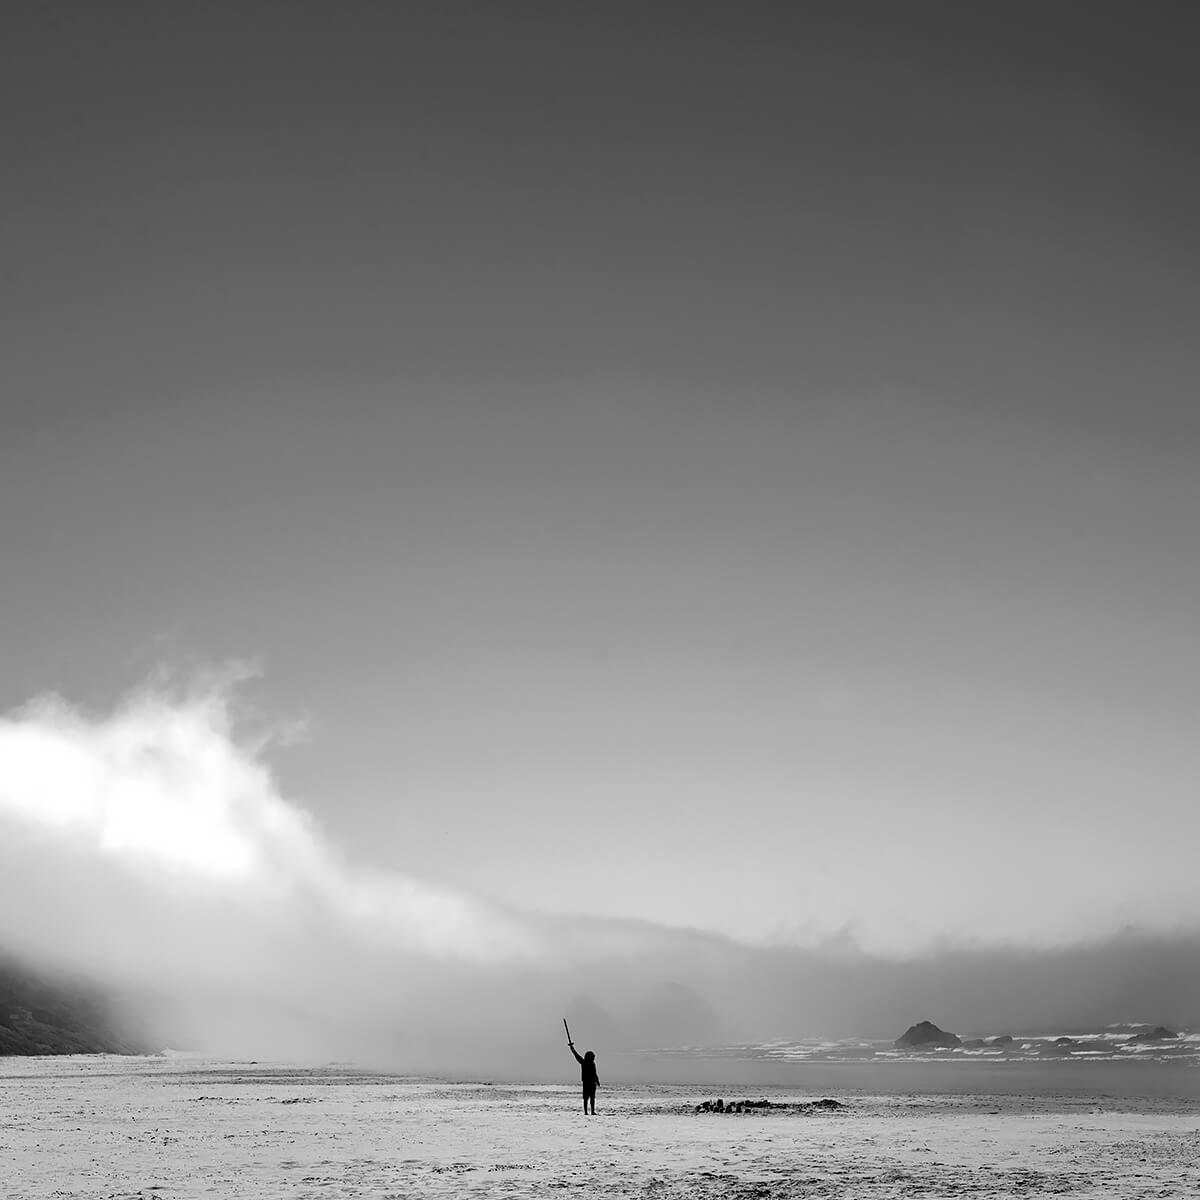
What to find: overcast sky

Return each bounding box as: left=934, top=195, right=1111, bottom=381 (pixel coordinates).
left=2, top=2, right=1198, bottom=956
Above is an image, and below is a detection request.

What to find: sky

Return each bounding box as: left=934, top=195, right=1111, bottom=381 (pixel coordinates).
left=2, top=0, right=1199, bottom=1018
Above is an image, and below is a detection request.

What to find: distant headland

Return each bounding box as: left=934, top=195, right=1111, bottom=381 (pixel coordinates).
left=0, top=958, right=152, bottom=1056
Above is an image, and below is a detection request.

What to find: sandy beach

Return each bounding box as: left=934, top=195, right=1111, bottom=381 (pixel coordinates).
left=3, top=1056, right=1198, bottom=1198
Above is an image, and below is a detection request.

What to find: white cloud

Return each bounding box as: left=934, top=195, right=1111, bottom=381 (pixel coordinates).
left=0, top=676, right=543, bottom=970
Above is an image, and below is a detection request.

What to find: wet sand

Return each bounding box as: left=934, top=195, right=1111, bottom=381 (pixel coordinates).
left=3, top=1056, right=1198, bottom=1198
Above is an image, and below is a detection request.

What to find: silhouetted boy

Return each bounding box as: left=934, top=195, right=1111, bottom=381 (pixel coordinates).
left=568, top=1040, right=598, bottom=1114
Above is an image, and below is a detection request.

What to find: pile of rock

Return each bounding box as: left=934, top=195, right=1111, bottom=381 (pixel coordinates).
left=694, top=1097, right=843, bottom=1114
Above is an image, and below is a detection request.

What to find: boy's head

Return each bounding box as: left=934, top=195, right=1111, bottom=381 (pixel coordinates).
left=584, top=1050, right=595, bottom=1062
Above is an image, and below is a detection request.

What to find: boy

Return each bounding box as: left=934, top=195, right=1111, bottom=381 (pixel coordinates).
left=568, top=1040, right=599, bottom=1115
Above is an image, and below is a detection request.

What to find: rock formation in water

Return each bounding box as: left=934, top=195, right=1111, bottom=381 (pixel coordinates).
left=563, top=994, right=623, bottom=1049
left=1126, top=1026, right=1177, bottom=1044
left=894, top=1020, right=961, bottom=1048
left=635, top=980, right=722, bottom=1048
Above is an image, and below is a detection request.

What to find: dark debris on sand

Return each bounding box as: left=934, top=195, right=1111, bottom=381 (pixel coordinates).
left=694, top=1097, right=844, bottom=1114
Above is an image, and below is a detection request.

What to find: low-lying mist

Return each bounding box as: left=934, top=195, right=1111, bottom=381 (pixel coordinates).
left=2, top=674, right=1197, bottom=1076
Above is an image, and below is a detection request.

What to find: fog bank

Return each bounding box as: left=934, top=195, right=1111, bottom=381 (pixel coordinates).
left=2, top=677, right=1196, bottom=1071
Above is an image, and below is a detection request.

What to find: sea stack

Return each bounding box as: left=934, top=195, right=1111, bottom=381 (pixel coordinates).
left=1127, top=1026, right=1178, bottom=1044
left=894, top=1020, right=962, bottom=1049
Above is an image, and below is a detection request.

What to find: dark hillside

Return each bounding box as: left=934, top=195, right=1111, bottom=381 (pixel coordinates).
left=0, top=957, right=152, bottom=1055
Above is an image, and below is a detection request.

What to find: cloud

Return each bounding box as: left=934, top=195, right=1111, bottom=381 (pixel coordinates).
left=2, top=670, right=1198, bottom=1070
left=0, top=673, right=561, bottom=1061
left=0, top=676, right=539, bottom=963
